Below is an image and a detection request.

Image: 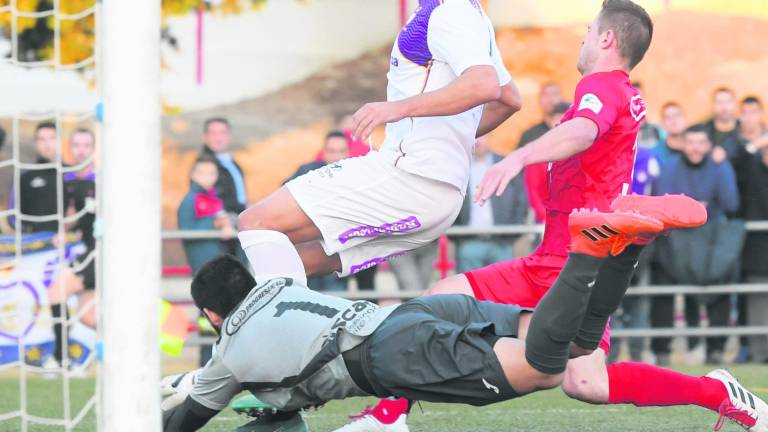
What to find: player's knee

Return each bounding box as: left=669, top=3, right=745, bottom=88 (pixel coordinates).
left=238, top=204, right=275, bottom=231
left=535, top=373, right=563, bottom=391
left=507, top=369, right=562, bottom=395
left=561, top=362, right=609, bottom=403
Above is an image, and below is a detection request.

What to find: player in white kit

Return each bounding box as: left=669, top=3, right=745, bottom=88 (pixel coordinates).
left=239, top=0, right=521, bottom=277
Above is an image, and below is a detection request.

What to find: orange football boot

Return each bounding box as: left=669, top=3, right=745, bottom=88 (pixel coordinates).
left=569, top=209, right=664, bottom=258
left=611, top=194, right=708, bottom=230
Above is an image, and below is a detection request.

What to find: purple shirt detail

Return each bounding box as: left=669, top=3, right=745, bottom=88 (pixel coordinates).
left=397, top=1, right=485, bottom=67
left=63, top=167, right=96, bottom=182
left=631, top=147, right=659, bottom=195
left=338, top=216, right=422, bottom=244
left=397, top=0, right=442, bottom=67
left=350, top=252, right=407, bottom=274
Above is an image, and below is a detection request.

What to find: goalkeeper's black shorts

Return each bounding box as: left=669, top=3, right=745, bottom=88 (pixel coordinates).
left=344, top=295, right=527, bottom=406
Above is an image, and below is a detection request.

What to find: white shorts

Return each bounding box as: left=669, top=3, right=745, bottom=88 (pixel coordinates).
left=285, top=150, right=463, bottom=276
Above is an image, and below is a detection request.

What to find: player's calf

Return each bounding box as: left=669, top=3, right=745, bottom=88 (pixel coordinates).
left=573, top=243, right=645, bottom=352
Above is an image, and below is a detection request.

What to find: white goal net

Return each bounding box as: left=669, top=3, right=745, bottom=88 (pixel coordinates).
left=0, top=0, right=161, bottom=430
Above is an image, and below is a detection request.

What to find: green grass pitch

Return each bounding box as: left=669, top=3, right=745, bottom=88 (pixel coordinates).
left=0, top=365, right=766, bottom=431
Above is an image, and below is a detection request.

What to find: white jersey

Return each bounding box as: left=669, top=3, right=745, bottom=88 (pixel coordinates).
left=382, top=0, right=512, bottom=191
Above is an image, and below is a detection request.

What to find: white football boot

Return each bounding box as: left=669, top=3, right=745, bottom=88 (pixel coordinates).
left=707, top=369, right=768, bottom=432
left=332, top=406, right=409, bottom=432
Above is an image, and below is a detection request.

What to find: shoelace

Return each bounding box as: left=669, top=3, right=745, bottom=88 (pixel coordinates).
left=348, top=406, right=375, bottom=422
left=714, top=399, right=757, bottom=431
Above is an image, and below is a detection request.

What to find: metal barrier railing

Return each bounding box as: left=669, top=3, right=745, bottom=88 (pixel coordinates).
left=161, top=220, right=768, bottom=240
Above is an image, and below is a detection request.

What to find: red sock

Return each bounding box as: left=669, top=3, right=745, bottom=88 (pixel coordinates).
left=607, top=362, right=728, bottom=412
left=370, top=398, right=409, bottom=424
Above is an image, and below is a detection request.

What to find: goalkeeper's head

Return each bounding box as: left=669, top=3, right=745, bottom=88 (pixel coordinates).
left=191, top=255, right=255, bottom=334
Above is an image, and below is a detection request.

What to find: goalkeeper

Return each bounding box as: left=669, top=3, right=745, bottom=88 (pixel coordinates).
left=162, top=229, right=537, bottom=431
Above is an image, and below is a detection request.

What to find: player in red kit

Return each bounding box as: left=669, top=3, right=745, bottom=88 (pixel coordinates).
left=338, top=1, right=768, bottom=432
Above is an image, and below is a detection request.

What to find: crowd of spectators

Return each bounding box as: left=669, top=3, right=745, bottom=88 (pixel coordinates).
left=625, top=86, right=768, bottom=365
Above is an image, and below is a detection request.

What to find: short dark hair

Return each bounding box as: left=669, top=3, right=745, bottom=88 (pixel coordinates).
left=712, top=87, right=735, bottom=99
left=598, top=0, right=653, bottom=69
left=190, top=154, right=218, bottom=178
left=70, top=127, right=95, bottom=143
left=191, top=255, right=255, bottom=318
left=552, top=102, right=571, bottom=115
left=540, top=81, right=561, bottom=93
left=35, top=121, right=56, bottom=135
left=192, top=154, right=218, bottom=167
left=661, top=101, right=683, bottom=114
left=741, top=96, right=763, bottom=108
left=684, top=123, right=710, bottom=138
left=324, top=130, right=348, bottom=146
left=204, top=117, right=230, bottom=133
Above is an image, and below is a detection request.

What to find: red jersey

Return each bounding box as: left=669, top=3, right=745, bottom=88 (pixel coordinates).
left=537, top=70, right=646, bottom=256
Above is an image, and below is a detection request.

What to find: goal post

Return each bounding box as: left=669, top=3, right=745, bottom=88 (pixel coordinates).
left=100, top=0, right=162, bottom=430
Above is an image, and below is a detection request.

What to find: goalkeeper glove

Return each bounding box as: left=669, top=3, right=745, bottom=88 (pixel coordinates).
left=160, top=369, right=200, bottom=411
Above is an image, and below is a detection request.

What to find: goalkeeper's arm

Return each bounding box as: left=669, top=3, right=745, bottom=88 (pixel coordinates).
left=160, top=358, right=240, bottom=430
left=163, top=396, right=219, bottom=432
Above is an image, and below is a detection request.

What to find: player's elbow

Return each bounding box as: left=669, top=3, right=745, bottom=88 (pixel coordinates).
left=571, top=128, right=597, bottom=153
left=504, top=83, right=523, bottom=113
left=575, top=137, right=594, bottom=153
left=479, top=81, right=502, bottom=103
left=509, top=92, right=522, bottom=114
left=467, top=66, right=502, bottom=103
left=565, top=118, right=599, bottom=153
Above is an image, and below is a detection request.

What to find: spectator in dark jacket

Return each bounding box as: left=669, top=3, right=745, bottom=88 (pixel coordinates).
left=200, top=118, right=247, bottom=214
left=654, top=125, right=739, bottom=219
left=199, top=117, right=246, bottom=259
left=13, top=122, right=59, bottom=233
left=453, top=136, right=529, bottom=272
left=654, top=101, right=687, bottom=167
left=285, top=131, right=349, bottom=183
left=650, top=124, right=741, bottom=365
left=732, top=96, right=768, bottom=158
left=702, top=87, right=741, bottom=156
left=517, top=82, right=563, bottom=148
left=313, top=114, right=371, bottom=161
left=178, top=156, right=235, bottom=273
left=732, top=96, right=768, bottom=363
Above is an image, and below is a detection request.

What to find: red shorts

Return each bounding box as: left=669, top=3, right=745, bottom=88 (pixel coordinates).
left=465, top=253, right=612, bottom=353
